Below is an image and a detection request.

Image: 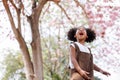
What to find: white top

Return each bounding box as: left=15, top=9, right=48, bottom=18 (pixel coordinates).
left=69, top=42, right=90, bottom=69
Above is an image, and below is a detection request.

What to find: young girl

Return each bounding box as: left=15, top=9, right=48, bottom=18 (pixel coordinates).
left=67, top=27, right=110, bottom=80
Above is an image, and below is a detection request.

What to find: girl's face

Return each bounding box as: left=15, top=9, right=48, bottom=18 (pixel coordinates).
left=75, top=27, right=88, bottom=42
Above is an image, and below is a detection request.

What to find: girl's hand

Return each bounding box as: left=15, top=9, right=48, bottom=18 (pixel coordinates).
left=79, top=70, right=91, bottom=80
left=100, top=70, right=111, bottom=76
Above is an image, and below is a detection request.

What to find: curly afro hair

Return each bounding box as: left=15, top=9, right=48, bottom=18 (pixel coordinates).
left=67, top=27, right=96, bottom=43
left=67, top=28, right=77, bottom=42
left=85, top=28, right=96, bottom=42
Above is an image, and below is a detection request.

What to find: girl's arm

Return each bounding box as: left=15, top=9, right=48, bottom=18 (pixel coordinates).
left=70, top=45, right=90, bottom=80
left=93, top=64, right=111, bottom=76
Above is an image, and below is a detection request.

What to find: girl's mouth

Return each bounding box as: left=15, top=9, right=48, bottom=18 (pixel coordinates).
left=79, top=33, right=84, bottom=35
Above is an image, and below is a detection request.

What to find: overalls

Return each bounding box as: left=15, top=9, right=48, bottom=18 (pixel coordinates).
left=70, top=43, right=94, bottom=80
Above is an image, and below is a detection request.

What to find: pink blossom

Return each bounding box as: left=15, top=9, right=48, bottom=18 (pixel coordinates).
left=110, top=14, right=117, bottom=20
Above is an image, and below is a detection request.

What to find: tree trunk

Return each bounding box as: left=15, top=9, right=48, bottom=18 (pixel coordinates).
left=2, top=0, right=34, bottom=80
left=27, top=14, right=43, bottom=80
left=27, top=1, right=48, bottom=80
left=18, top=31, right=34, bottom=80
left=3, top=0, right=48, bottom=80
left=27, top=6, right=45, bottom=79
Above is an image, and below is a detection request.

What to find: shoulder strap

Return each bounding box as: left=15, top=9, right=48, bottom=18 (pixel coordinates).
left=72, top=42, right=81, bottom=61
left=88, top=48, right=91, bottom=54
left=73, top=42, right=80, bottom=52
left=88, top=48, right=93, bottom=61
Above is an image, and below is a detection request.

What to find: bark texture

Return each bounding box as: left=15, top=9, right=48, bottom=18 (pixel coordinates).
left=2, top=0, right=48, bottom=80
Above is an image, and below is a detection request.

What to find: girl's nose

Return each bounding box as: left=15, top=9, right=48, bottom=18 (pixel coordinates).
left=80, top=29, right=82, bottom=31
left=79, top=28, right=83, bottom=31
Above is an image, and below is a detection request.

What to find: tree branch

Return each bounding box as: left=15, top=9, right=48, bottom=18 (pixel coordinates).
left=32, top=0, right=36, bottom=9
left=40, top=2, right=50, bottom=21
left=74, top=0, right=89, bottom=23
left=9, top=0, right=18, bottom=11
left=36, top=0, right=48, bottom=18
left=48, top=0, right=60, bottom=4
left=3, top=0, right=18, bottom=36
left=55, top=3, right=75, bottom=25
left=9, top=0, right=23, bottom=33
left=18, top=0, right=25, bottom=15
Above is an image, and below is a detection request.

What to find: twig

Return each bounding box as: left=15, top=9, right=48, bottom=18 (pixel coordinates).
left=74, top=0, right=89, bottom=24
left=55, top=3, right=75, bottom=26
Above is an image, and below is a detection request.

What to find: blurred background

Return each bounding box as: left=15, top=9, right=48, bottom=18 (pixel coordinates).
left=0, top=0, right=120, bottom=80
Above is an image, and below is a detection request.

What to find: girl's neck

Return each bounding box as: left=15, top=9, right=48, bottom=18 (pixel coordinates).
left=77, top=40, right=85, bottom=45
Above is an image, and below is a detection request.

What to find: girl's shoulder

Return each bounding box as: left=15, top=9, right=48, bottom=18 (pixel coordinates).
left=71, top=42, right=91, bottom=53
left=70, top=42, right=76, bottom=47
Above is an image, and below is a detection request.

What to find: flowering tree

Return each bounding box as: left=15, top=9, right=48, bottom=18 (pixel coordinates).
left=2, top=0, right=60, bottom=80
left=37, top=0, right=120, bottom=79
